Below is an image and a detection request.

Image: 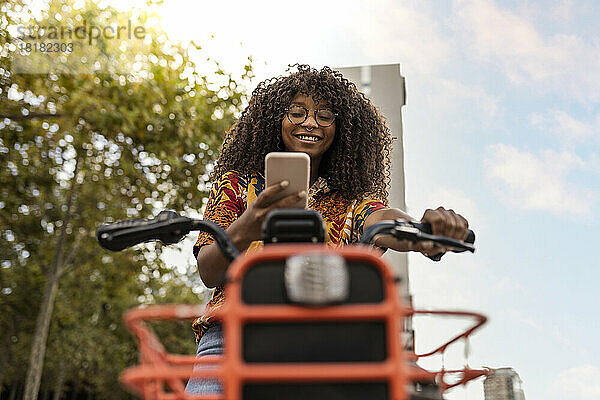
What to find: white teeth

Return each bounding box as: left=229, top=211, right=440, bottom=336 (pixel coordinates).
left=297, top=135, right=319, bottom=142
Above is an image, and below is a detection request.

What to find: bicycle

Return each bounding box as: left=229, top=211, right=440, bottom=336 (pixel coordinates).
left=97, top=209, right=488, bottom=400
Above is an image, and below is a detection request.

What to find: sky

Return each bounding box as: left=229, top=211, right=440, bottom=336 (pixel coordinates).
left=153, top=1, right=600, bottom=399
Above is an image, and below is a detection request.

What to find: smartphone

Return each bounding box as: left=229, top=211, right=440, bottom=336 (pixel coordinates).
left=265, top=152, right=310, bottom=209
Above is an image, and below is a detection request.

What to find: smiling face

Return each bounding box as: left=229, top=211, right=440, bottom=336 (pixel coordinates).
left=281, top=93, right=336, bottom=168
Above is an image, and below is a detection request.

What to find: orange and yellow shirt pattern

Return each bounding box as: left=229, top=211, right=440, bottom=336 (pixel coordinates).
left=191, top=171, right=386, bottom=342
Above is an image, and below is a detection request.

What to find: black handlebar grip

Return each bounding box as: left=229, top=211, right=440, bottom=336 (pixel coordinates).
left=97, top=218, right=151, bottom=251
left=97, top=210, right=186, bottom=251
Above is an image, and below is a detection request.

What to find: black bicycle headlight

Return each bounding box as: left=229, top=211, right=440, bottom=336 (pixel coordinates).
left=284, top=253, right=349, bottom=305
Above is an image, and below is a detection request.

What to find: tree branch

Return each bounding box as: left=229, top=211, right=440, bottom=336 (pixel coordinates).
left=0, top=113, right=64, bottom=121
left=51, top=158, right=80, bottom=276
left=57, top=230, right=85, bottom=279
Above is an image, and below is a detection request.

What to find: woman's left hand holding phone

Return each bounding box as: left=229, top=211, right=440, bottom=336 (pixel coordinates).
left=196, top=180, right=307, bottom=288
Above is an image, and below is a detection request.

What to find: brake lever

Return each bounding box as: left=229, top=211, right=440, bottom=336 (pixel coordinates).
left=392, top=222, right=475, bottom=261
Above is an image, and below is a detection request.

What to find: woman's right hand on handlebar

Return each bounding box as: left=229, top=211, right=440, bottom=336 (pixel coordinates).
left=227, top=180, right=307, bottom=251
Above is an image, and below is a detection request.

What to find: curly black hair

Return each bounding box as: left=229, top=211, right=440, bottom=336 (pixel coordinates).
left=212, top=64, right=393, bottom=203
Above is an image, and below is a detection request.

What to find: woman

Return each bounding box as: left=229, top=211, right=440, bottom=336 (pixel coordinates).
left=186, top=65, right=469, bottom=393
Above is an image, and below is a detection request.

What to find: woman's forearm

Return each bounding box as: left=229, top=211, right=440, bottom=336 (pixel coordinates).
left=196, top=241, right=232, bottom=288
left=196, top=219, right=254, bottom=288
left=364, top=208, right=415, bottom=251
left=364, top=208, right=414, bottom=229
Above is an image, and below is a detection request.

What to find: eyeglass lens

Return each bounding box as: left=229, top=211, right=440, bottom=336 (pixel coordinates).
left=288, top=105, right=335, bottom=127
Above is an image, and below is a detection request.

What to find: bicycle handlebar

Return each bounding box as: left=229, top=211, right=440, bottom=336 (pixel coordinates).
left=96, top=211, right=474, bottom=262
left=97, top=210, right=189, bottom=251
left=360, top=220, right=475, bottom=261
left=96, top=210, right=240, bottom=261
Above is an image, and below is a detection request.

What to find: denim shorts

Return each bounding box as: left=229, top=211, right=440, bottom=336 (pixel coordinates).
left=185, top=323, right=224, bottom=394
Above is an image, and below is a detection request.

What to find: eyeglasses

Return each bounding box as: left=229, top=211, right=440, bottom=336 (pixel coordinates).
left=285, top=105, right=337, bottom=127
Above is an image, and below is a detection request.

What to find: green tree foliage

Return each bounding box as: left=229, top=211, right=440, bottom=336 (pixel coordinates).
left=0, top=1, right=251, bottom=398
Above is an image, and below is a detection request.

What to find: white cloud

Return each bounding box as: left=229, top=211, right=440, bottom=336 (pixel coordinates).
left=454, top=0, right=566, bottom=81
left=412, top=78, right=499, bottom=127
left=349, top=2, right=452, bottom=75
left=453, top=0, right=600, bottom=103
left=530, top=109, right=600, bottom=142
left=548, top=0, right=578, bottom=22
left=439, top=79, right=499, bottom=119
left=554, top=365, right=600, bottom=399
left=485, top=144, right=595, bottom=215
